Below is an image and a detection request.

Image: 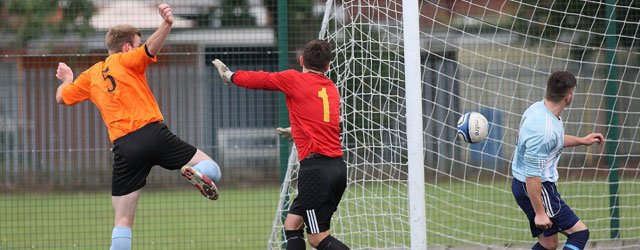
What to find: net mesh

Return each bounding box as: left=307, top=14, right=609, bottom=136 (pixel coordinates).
left=269, top=1, right=640, bottom=249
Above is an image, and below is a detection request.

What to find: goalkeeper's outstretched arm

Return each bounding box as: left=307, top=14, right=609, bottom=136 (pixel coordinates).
left=211, top=59, right=286, bottom=91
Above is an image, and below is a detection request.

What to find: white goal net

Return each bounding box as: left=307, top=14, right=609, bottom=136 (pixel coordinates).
left=270, top=1, right=639, bottom=249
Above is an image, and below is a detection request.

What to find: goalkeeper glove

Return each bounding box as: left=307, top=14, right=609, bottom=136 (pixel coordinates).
left=212, top=59, right=234, bottom=85
left=276, top=127, right=293, bottom=141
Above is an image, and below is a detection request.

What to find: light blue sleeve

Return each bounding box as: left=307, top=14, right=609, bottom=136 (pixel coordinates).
left=521, top=121, right=551, bottom=177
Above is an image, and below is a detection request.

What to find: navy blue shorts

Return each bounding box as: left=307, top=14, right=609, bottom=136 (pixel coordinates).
left=111, top=122, right=197, bottom=196
left=511, top=178, right=580, bottom=237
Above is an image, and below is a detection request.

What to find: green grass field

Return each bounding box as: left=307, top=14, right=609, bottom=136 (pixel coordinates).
left=0, top=187, right=280, bottom=249
left=336, top=181, right=640, bottom=249
left=2, top=182, right=638, bottom=249
left=422, top=181, right=640, bottom=246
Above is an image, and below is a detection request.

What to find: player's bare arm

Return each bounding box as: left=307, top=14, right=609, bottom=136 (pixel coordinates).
left=525, top=176, right=553, bottom=229
left=55, top=62, right=74, bottom=104
left=563, top=133, right=604, bottom=148
left=145, top=3, right=173, bottom=56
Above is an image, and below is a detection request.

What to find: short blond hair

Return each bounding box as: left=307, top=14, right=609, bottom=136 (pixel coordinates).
left=105, top=24, right=142, bottom=53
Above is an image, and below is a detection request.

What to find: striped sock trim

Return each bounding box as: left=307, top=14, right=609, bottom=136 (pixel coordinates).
left=564, top=243, right=581, bottom=250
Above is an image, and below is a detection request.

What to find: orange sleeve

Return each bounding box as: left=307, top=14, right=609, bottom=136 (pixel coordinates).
left=118, top=45, right=157, bottom=74
left=61, top=69, right=91, bottom=105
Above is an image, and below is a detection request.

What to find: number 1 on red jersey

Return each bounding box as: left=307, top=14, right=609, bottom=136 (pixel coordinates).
left=317, top=87, right=330, bottom=122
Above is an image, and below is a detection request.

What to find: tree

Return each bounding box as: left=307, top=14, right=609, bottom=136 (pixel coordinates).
left=513, top=0, right=638, bottom=50
left=1, top=0, right=95, bottom=49
left=263, top=0, right=324, bottom=66
left=58, top=0, right=94, bottom=37
left=219, top=0, right=256, bottom=27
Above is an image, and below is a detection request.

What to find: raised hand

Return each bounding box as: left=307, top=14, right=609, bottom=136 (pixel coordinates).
left=158, top=3, right=174, bottom=25
left=56, top=62, right=74, bottom=83
left=212, top=59, right=234, bottom=85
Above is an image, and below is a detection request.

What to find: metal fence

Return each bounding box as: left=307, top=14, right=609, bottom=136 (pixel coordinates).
left=1, top=1, right=639, bottom=249
left=0, top=1, right=322, bottom=249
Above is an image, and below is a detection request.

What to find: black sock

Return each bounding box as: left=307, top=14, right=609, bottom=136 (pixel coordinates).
left=564, top=229, right=589, bottom=250
left=317, top=235, right=349, bottom=250
left=285, top=230, right=306, bottom=250
left=532, top=242, right=550, bottom=250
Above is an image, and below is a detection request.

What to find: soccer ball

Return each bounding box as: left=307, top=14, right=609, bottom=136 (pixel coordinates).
left=457, top=112, right=489, bottom=144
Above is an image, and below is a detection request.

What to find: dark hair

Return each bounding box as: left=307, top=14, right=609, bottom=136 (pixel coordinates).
left=105, top=24, right=142, bottom=53
left=545, top=71, right=577, bottom=102
left=302, top=39, right=331, bottom=72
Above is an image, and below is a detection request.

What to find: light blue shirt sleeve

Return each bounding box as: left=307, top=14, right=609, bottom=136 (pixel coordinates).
left=521, top=124, right=550, bottom=177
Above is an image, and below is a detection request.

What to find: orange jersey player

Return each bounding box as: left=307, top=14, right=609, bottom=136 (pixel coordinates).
left=55, top=3, right=221, bottom=250
left=59, top=36, right=163, bottom=142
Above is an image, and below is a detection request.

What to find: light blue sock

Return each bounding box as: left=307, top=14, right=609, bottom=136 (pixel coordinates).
left=193, top=160, right=222, bottom=183
left=110, top=226, right=131, bottom=250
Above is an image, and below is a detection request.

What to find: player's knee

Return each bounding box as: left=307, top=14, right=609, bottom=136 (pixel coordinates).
left=193, top=160, right=221, bottom=183
left=307, top=235, right=322, bottom=248
left=546, top=241, right=559, bottom=250
left=564, top=229, right=589, bottom=250
left=283, top=214, right=304, bottom=231
left=307, top=232, right=334, bottom=249
left=532, top=242, right=549, bottom=250
left=315, top=235, right=349, bottom=250
left=535, top=238, right=559, bottom=250
left=285, top=230, right=306, bottom=250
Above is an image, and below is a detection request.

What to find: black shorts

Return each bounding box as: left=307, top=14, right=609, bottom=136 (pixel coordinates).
left=289, top=155, right=347, bottom=234
left=111, top=122, right=197, bottom=196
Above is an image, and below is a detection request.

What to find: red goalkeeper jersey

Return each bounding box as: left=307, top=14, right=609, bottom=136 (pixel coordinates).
left=232, top=69, right=342, bottom=160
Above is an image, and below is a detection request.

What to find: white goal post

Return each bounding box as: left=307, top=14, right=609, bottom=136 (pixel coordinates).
left=270, top=1, right=640, bottom=249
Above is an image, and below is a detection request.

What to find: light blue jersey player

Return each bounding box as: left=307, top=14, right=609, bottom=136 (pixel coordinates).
left=511, top=71, right=604, bottom=250
left=511, top=101, right=564, bottom=183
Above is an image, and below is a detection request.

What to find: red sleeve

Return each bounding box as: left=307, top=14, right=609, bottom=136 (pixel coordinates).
left=231, top=69, right=297, bottom=94
left=118, top=44, right=156, bottom=74
left=61, top=69, right=91, bottom=105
